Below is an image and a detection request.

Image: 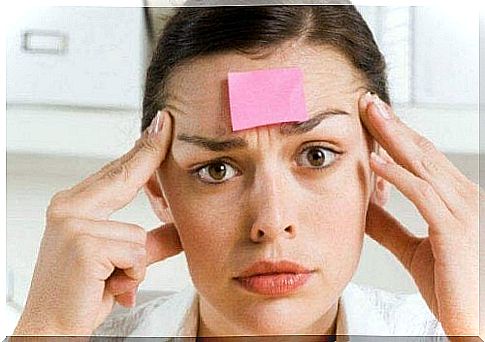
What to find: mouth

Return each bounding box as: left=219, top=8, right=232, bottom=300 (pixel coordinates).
left=233, top=260, right=314, bottom=297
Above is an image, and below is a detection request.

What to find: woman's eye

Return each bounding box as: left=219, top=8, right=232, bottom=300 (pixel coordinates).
left=297, top=146, right=338, bottom=169
left=196, top=162, right=238, bottom=184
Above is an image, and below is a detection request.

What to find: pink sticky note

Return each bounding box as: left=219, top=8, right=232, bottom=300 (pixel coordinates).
left=228, top=67, right=308, bottom=131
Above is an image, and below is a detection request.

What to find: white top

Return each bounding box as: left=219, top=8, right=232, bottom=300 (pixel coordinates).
left=92, top=282, right=448, bottom=340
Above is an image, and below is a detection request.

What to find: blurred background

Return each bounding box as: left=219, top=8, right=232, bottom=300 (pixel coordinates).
left=5, top=2, right=479, bottom=333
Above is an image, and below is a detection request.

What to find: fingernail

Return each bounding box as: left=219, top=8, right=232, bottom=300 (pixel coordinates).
left=364, top=91, right=374, bottom=104
left=371, top=95, right=391, bottom=120
left=148, top=111, right=164, bottom=136
left=371, top=152, right=387, bottom=165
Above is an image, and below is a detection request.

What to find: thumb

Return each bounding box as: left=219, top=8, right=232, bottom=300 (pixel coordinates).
left=146, top=222, right=184, bottom=265
left=366, top=201, right=422, bottom=272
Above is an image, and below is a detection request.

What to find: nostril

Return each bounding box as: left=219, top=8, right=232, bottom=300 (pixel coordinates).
left=284, top=226, right=296, bottom=238
left=250, top=224, right=295, bottom=242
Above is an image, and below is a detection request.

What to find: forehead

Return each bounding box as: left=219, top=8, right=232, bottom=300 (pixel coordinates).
left=165, top=42, right=365, bottom=136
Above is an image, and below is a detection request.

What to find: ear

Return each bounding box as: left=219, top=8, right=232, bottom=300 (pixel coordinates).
left=370, top=147, right=391, bottom=207
left=143, top=171, right=174, bottom=223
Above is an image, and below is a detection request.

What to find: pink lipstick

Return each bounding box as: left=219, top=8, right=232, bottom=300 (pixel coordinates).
left=234, top=260, right=313, bottom=296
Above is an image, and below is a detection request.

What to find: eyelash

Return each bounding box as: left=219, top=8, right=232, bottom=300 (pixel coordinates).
left=190, top=157, right=239, bottom=186
left=190, top=143, right=343, bottom=185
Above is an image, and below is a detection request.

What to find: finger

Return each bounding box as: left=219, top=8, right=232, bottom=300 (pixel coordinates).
left=375, top=140, right=473, bottom=220
left=146, top=222, right=183, bottom=265
left=359, top=94, right=472, bottom=215
left=370, top=152, right=459, bottom=230
left=75, top=235, right=147, bottom=281
left=105, top=239, right=146, bottom=281
left=55, top=217, right=147, bottom=245
left=56, top=110, right=173, bottom=220
left=115, top=287, right=138, bottom=308
left=365, top=201, right=423, bottom=272
left=95, top=290, right=116, bottom=328
left=106, top=223, right=182, bottom=296
left=359, top=93, right=469, bottom=187
left=377, top=145, right=395, bottom=164
left=73, top=110, right=168, bottom=190
left=106, top=268, right=140, bottom=296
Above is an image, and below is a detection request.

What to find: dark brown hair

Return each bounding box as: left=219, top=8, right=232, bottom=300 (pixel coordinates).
left=142, top=5, right=389, bottom=132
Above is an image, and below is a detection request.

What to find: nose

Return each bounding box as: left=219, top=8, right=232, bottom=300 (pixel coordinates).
left=248, top=168, right=297, bottom=243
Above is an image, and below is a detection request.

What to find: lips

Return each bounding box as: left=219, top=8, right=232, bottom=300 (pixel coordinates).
left=237, top=260, right=312, bottom=277
left=234, top=260, right=314, bottom=296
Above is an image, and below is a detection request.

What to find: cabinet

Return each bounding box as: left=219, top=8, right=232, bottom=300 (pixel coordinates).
left=7, top=6, right=149, bottom=159
left=7, top=6, right=147, bottom=109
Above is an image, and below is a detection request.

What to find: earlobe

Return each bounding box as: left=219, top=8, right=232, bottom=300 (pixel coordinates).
left=143, top=171, right=174, bottom=223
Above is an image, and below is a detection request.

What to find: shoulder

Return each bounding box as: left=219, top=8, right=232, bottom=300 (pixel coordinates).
left=342, top=282, right=446, bottom=336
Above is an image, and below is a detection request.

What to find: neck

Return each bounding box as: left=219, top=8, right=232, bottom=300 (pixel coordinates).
left=197, top=296, right=339, bottom=338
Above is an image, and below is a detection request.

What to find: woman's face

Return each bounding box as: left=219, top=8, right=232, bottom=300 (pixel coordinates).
left=156, top=42, right=374, bottom=335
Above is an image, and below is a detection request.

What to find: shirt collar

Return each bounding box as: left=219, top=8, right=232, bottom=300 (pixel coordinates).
left=130, top=281, right=391, bottom=338
left=336, top=282, right=392, bottom=338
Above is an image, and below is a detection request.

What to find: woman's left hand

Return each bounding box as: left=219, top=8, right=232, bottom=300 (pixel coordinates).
left=359, top=92, right=481, bottom=337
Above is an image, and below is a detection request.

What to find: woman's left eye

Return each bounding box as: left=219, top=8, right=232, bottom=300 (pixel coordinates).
left=296, top=145, right=338, bottom=169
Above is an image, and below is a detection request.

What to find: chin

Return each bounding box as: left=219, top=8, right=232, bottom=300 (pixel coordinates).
left=237, top=315, right=320, bottom=335
left=230, top=297, right=329, bottom=335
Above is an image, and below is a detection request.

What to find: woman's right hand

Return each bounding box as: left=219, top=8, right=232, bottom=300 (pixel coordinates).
left=13, top=111, right=183, bottom=336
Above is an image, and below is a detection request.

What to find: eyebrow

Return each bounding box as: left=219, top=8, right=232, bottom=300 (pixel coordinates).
left=176, top=109, right=350, bottom=152
left=279, top=109, right=350, bottom=135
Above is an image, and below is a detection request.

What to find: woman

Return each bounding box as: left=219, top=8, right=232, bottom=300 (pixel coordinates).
left=13, top=5, right=480, bottom=339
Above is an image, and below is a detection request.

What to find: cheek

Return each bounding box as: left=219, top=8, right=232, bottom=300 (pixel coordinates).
left=158, top=155, right=238, bottom=277
left=300, top=153, right=371, bottom=267
left=159, top=143, right=371, bottom=288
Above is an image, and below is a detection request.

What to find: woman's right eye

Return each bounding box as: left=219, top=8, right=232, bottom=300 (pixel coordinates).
left=195, top=162, right=238, bottom=184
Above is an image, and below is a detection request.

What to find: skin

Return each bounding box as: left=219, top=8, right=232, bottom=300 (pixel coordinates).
left=13, top=113, right=182, bottom=335
left=147, top=41, right=481, bottom=337
left=361, top=96, right=481, bottom=338
left=13, top=41, right=480, bottom=339
left=150, top=42, right=378, bottom=336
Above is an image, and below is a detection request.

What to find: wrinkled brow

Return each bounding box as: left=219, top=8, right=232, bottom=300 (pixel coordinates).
left=177, top=109, right=350, bottom=152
